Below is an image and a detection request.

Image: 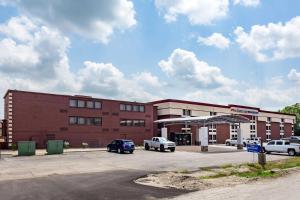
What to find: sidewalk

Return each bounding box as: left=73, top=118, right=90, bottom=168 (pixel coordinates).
left=0, top=146, right=144, bottom=157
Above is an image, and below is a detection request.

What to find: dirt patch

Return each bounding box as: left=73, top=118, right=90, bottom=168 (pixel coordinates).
left=135, top=165, right=300, bottom=191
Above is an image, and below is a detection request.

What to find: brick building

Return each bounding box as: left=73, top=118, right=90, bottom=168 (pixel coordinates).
left=1, top=90, right=296, bottom=148
left=152, top=99, right=296, bottom=145
left=3, top=90, right=156, bottom=148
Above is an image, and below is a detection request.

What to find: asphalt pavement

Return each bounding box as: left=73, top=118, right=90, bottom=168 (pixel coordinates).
left=0, top=170, right=187, bottom=200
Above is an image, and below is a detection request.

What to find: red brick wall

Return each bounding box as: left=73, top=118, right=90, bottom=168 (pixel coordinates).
left=271, top=122, right=280, bottom=140
left=216, top=124, right=230, bottom=144
left=257, top=121, right=266, bottom=141
left=8, top=90, right=155, bottom=148
left=284, top=123, right=293, bottom=137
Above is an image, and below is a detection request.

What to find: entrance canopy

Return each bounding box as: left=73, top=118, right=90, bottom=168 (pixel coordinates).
left=154, top=114, right=250, bottom=126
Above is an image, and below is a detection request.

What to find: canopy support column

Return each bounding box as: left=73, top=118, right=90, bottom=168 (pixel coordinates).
left=237, top=122, right=243, bottom=149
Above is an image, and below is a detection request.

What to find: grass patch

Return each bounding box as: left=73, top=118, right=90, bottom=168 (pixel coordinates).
left=198, top=157, right=300, bottom=180
left=237, top=170, right=279, bottom=178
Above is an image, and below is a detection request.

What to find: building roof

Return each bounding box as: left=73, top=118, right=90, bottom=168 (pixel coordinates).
left=3, top=89, right=151, bottom=105
left=150, top=99, right=296, bottom=117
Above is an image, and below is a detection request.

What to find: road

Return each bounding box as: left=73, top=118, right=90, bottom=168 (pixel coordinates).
left=168, top=170, right=300, bottom=200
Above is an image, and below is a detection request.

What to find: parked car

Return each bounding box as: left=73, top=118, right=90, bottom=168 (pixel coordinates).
left=225, top=137, right=261, bottom=146
left=290, top=136, right=300, bottom=144
left=225, top=138, right=238, bottom=146
left=263, top=140, right=300, bottom=156
left=243, top=137, right=261, bottom=146
left=107, top=139, right=135, bottom=154
left=144, top=137, right=176, bottom=152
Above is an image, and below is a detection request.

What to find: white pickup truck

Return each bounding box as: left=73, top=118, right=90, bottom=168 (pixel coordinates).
left=144, top=137, right=176, bottom=152
left=263, top=140, right=300, bottom=156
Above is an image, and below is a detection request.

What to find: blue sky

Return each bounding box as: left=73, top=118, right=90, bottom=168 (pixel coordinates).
left=0, top=0, right=299, bottom=114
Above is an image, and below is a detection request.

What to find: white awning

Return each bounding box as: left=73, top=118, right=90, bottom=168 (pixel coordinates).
left=154, top=114, right=250, bottom=125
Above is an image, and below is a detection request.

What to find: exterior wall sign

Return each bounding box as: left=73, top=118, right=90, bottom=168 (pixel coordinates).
left=230, top=107, right=259, bottom=116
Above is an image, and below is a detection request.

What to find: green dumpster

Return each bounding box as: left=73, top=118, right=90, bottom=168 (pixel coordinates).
left=18, top=141, right=36, bottom=156
left=46, top=140, right=64, bottom=155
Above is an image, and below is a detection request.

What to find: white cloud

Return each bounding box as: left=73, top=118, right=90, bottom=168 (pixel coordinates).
left=0, top=16, right=161, bottom=117
left=155, top=0, right=229, bottom=25
left=288, top=69, right=300, bottom=83
left=197, top=33, right=230, bottom=49
left=2, top=0, right=136, bottom=43
left=233, top=0, right=260, bottom=7
left=234, top=16, right=300, bottom=62
left=158, top=48, right=235, bottom=88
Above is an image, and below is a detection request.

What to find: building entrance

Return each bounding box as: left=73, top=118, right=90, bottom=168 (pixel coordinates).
left=170, top=132, right=192, bottom=145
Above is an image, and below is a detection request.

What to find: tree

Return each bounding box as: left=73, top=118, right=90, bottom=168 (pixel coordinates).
left=279, top=103, right=300, bottom=136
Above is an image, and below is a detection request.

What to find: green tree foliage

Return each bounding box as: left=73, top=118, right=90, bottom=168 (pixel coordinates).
left=279, top=104, right=300, bottom=136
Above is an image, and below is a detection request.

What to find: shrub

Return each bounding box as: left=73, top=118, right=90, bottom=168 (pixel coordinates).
left=11, top=143, right=17, bottom=151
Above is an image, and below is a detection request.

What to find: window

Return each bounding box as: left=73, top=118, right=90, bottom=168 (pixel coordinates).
left=183, top=109, right=191, bottom=116
left=276, top=141, right=283, bottom=145
left=280, top=135, right=284, bottom=139
left=268, top=141, right=275, bottom=145
left=87, top=101, right=94, bottom=108
left=267, top=117, right=271, bottom=122
left=69, top=99, right=77, bottom=107
left=120, top=119, right=145, bottom=127
left=120, top=104, right=126, bottom=111
left=139, top=120, right=145, bottom=126
left=251, top=116, right=256, bottom=121
left=95, top=102, right=101, bottom=109
left=94, top=118, right=101, bottom=126
left=77, top=100, right=85, bottom=108
left=285, top=141, right=290, bottom=145
left=139, top=105, right=145, bottom=112
left=78, top=117, right=85, bottom=125
left=126, top=104, right=132, bottom=111
left=120, top=120, right=126, bottom=126
left=266, top=126, right=271, bottom=130
left=133, top=120, right=139, bottom=126
left=281, top=118, right=284, bottom=123
left=133, top=105, right=139, bottom=112
left=86, top=118, right=93, bottom=125
left=69, top=117, right=77, bottom=124
left=210, top=112, right=217, bottom=116
left=126, top=119, right=132, bottom=126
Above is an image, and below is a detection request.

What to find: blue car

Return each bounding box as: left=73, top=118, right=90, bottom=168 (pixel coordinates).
left=107, top=139, right=135, bottom=154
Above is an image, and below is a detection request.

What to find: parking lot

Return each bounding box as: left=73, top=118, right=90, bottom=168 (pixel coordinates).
left=0, top=148, right=287, bottom=200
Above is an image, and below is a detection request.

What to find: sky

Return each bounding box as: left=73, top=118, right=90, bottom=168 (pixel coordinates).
left=0, top=0, right=300, bottom=117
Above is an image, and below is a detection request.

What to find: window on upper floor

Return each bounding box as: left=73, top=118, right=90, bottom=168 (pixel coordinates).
left=139, top=105, right=145, bottom=112
left=183, top=109, right=191, bottom=116
left=126, top=104, right=132, bottom=111
left=120, top=104, right=126, bottom=111
left=77, top=100, right=85, bottom=108
left=133, top=105, right=139, bottom=112
left=210, top=112, right=217, bottom=116
left=95, top=102, right=101, bottom=109
left=69, top=99, right=77, bottom=107
left=267, top=117, right=271, bottom=122
left=87, top=101, right=94, bottom=108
